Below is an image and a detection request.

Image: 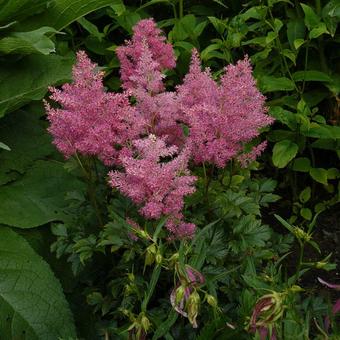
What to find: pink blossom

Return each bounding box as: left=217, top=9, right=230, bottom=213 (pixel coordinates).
left=116, top=18, right=176, bottom=91
left=108, top=135, right=196, bottom=238
left=46, top=51, right=142, bottom=165
left=237, top=141, right=268, bottom=167
left=178, top=51, right=274, bottom=168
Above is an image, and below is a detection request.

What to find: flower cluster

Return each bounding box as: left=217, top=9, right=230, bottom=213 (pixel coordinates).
left=45, top=51, right=141, bottom=166
left=109, top=135, right=196, bottom=237
left=46, top=18, right=273, bottom=238
left=177, top=50, right=274, bottom=168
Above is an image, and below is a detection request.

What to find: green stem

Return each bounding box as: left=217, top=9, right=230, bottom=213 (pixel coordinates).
left=74, top=154, right=103, bottom=226
left=294, top=241, right=305, bottom=284
left=179, top=0, right=184, bottom=19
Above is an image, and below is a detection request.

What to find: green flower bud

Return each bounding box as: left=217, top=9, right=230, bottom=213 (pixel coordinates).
left=175, top=285, right=186, bottom=305
left=187, top=290, right=200, bottom=328
left=145, top=244, right=157, bottom=266
left=155, top=252, right=163, bottom=265
left=206, top=294, right=218, bottom=308
left=140, top=314, right=151, bottom=332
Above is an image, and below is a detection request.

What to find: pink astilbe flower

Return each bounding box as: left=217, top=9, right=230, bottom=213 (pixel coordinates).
left=237, top=141, right=268, bottom=167
left=46, top=51, right=143, bottom=165
left=117, top=18, right=176, bottom=90
left=108, top=135, right=196, bottom=238
left=178, top=51, right=274, bottom=168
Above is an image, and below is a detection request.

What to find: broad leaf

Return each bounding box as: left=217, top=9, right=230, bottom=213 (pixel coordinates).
left=272, top=140, right=299, bottom=168
left=258, top=76, right=295, bottom=93
left=0, top=160, right=85, bottom=228
left=19, top=0, right=118, bottom=31
left=0, top=27, right=58, bottom=55
left=0, top=226, right=76, bottom=339
left=292, top=70, right=332, bottom=82
left=310, top=168, right=328, bottom=185
left=301, top=3, right=320, bottom=30
left=0, top=0, right=48, bottom=25
left=0, top=54, right=73, bottom=116
left=0, top=108, right=55, bottom=185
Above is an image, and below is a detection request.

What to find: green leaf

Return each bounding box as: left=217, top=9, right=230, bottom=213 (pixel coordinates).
left=0, top=160, right=85, bottom=228
left=77, top=17, right=104, bottom=41
left=287, top=19, right=305, bottom=47
left=0, top=142, right=10, bottom=151
left=0, top=226, right=76, bottom=338
left=310, top=168, right=328, bottom=185
left=0, top=0, right=49, bottom=25
left=110, top=0, right=126, bottom=16
left=19, top=0, right=116, bottom=31
left=0, top=108, right=54, bottom=185
left=309, top=22, right=329, bottom=38
left=0, top=27, right=58, bottom=55
left=152, top=310, right=178, bottom=340
left=272, top=140, right=299, bottom=168
left=301, top=3, right=320, bottom=30
left=0, top=54, right=73, bottom=116
left=292, top=157, right=311, bottom=172
left=292, top=70, right=332, bottom=82
left=300, top=208, right=313, bottom=221
left=258, top=76, right=295, bottom=93
left=299, top=186, right=311, bottom=203
left=293, top=38, right=305, bottom=49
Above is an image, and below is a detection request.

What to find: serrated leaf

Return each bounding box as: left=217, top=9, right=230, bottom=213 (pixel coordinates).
left=0, top=226, right=76, bottom=338
left=0, top=161, right=85, bottom=228
left=310, top=168, right=328, bottom=185
left=272, top=140, right=299, bottom=168
left=0, top=54, right=73, bottom=116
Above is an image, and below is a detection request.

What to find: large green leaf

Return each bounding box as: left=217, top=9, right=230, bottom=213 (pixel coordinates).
left=272, top=140, right=299, bottom=168
left=0, top=54, right=73, bottom=116
left=0, top=27, right=58, bottom=55
left=0, top=160, right=85, bottom=228
left=0, top=226, right=76, bottom=339
left=19, top=0, right=119, bottom=31
left=0, top=108, right=55, bottom=185
left=0, top=0, right=49, bottom=25
left=258, top=75, right=295, bottom=93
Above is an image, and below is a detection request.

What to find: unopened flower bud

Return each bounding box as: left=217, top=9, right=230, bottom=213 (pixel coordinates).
left=206, top=294, right=218, bottom=308
left=140, top=314, right=151, bottom=332
left=175, top=285, right=186, bottom=305
left=187, top=290, right=200, bottom=328
left=155, top=252, right=163, bottom=264
left=145, top=244, right=157, bottom=266
left=128, top=273, right=135, bottom=282
left=293, top=226, right=311, bottom=242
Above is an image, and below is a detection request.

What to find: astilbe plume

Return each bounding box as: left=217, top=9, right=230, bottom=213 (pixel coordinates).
left=108, top=135, right=197, bottom=238
left=45, top=51, right=143, bottom=165
left=116, top=18, right=176, bottom=91
left=177, top=50, right=274, bottom=168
